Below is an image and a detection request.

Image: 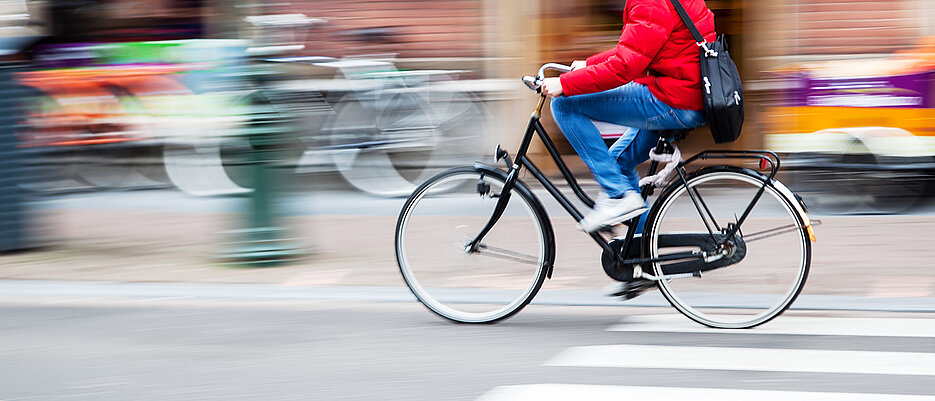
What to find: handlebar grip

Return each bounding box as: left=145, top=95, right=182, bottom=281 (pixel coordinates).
left=521, top=63, right=572, bottom=92
left=536, top=63, right=573, bottom=79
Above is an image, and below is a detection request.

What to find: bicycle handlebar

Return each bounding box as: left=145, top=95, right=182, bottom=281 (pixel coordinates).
left=522, top=63, right=573, bottom=92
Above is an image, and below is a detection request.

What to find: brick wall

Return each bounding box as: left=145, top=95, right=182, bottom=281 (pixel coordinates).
left=779, top=0, right=923, bottom=56
left=285, top=0, right=487, bottom=59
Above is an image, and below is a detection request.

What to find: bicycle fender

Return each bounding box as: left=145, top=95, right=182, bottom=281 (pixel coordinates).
left=770, top=178, right=816, bottom=242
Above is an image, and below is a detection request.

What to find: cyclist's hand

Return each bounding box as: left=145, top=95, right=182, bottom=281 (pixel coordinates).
left=542, top=77, right=564, bottom=97
left=571, top=60, right=587, bottom=70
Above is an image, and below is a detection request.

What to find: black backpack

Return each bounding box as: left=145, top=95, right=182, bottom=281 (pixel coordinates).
left=668, top=0, right=744, bottom=144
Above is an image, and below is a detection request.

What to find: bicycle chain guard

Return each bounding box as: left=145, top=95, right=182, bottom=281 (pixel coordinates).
left=601, top=233, right=748, bottom=282
left=601, top=238, right=643, bottom=282
left=657, top=233, right=747, bottom=276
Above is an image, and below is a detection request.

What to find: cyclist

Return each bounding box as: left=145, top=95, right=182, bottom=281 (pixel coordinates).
left=542, top=0, right=716, bottom=233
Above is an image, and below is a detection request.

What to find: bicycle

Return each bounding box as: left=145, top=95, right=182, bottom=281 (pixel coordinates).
left=13, top=13, right=487, bottom=198
left=227, top=14, right=488, bottom=197
left=394, top=63, right=817, bottom=329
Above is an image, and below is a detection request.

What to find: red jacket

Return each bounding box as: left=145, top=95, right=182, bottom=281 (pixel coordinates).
left=559, top=0, right=716, bottom=111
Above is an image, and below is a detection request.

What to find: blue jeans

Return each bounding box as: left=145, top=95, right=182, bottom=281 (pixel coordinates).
left=551, top=82, right=706, bottom=198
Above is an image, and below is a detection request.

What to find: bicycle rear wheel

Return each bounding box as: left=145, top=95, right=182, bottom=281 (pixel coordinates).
left=644, top=167, right=810, bottom=328
left=395, top=166, right=553, bottom=323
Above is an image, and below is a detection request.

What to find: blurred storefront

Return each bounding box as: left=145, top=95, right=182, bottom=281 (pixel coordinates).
left=752, top=0, right=935, bottom=142
left=5, top=0, right=934, bottom=173
left=751, top=0, right=935, bottom=213
left=2, top=0, right=751, bottom=161
left=524, top=0, right=933, bottom=156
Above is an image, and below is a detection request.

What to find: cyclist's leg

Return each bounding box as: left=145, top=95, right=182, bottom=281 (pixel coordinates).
left=608, top=126, right=659, bottom=191
left=550, top=82, right=699, bottom=194
left=608, top=127, right=658, bottom=233
left=558, top=83, right=701, bottom=129
left=550, top=96, right=630, bottom=198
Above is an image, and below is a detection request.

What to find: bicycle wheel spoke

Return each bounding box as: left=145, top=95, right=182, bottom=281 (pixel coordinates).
left=647, top=168, right=810, bottom=329
left=396, top=167, right=548, bottom=323
left=742, top=224, right=801, bottom=243
left=476, top=243, right=541, bottom=265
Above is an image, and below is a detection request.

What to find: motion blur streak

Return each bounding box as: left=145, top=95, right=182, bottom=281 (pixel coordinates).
left=0, top=1, right=933, bottom=399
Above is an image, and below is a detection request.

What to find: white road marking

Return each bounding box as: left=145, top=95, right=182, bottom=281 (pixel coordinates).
left=476, top=384, right=935, bottom=401
left=607, top=314, right=935, bottom=338
left=546, top=344, right=935, bottom=376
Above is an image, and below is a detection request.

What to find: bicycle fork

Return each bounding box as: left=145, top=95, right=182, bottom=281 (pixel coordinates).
left=463, top=117, right=540, bottom=253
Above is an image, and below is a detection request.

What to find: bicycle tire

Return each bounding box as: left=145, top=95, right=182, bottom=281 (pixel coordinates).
left=329, top=89, right=485, bottom=197
left=643, top=166, right=811, bottom=329
left=395, top=165, right=554, bottom=323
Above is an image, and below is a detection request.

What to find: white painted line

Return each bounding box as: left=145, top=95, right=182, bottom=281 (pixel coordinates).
left=545, top=345, right=935, bottom=376
left=608, top=314, right=935, bottom=338
left=476, top=384, right=935, bottom=401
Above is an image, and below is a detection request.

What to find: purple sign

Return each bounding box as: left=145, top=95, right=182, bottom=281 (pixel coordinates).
left=778, top=71, right=935, bottom=109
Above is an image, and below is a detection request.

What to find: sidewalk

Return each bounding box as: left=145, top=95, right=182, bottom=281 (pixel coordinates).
left=1, top=199, right=935, bottom=308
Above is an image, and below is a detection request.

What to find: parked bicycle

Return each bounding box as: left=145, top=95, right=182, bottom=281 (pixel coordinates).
left=395, top=63, right=817, bottom=329
left=13, top=14, right=488, bottom=198
left=221, top=14, right=488, bottom=197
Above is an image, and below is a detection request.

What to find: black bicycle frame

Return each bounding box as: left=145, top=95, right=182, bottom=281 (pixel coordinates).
left=465, top=95, right=658, bottom=260
left=678, top=150, right=781, bottom=243
left=465, top=94, right=782, bottom=270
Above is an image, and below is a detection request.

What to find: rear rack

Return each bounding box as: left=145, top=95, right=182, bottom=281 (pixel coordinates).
left=682, top=150, right=781, bottom=180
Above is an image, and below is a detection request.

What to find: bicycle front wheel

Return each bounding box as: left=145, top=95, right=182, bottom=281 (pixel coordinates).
left=644, top=167, right=811, bottom=329
left=395, top=166, right=553, bottom=323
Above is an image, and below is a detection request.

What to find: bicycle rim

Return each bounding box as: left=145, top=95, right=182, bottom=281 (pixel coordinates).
left=395, top=167, right=548, bottom=323
left=647, top=169, right=810, bottom=328
left=330, top=90, right=483, bottom=197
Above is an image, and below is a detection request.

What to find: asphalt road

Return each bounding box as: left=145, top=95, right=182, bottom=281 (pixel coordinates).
left=1, top=289, right=934, bottom=401
left=6, top=177, right=935, bottom=400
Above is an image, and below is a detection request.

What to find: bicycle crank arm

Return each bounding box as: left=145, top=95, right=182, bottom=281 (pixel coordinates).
left=634, top=269, right=702, bottom=282
left=618, top=250, right=705, bottom=266
left=470, top=243, right=540, bottom=266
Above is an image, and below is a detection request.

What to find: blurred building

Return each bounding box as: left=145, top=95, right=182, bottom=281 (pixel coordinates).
left=4, top=0, right=934, bottom=167
left=754, top=0, right=934, bottom=60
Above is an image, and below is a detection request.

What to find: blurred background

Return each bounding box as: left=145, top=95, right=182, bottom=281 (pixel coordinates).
left=0, top=2, right=934, bottom=400
left=0, top=0, right=933, bottom=280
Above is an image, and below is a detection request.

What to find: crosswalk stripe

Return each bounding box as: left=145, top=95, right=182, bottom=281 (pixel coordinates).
left=545, top=344, right=935, bottom=376
left=607, top=314, right=935, bottom=337
left=476, top=384, right=935, bottom=401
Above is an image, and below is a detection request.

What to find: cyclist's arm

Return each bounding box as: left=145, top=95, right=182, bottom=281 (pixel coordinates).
left=585, top=49, right=615, bottom=66
left=560, top=0, right=673, bottom=96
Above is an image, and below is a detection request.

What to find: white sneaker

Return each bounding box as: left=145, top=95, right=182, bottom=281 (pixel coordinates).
left=579, top=191, right=646, bottom=233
